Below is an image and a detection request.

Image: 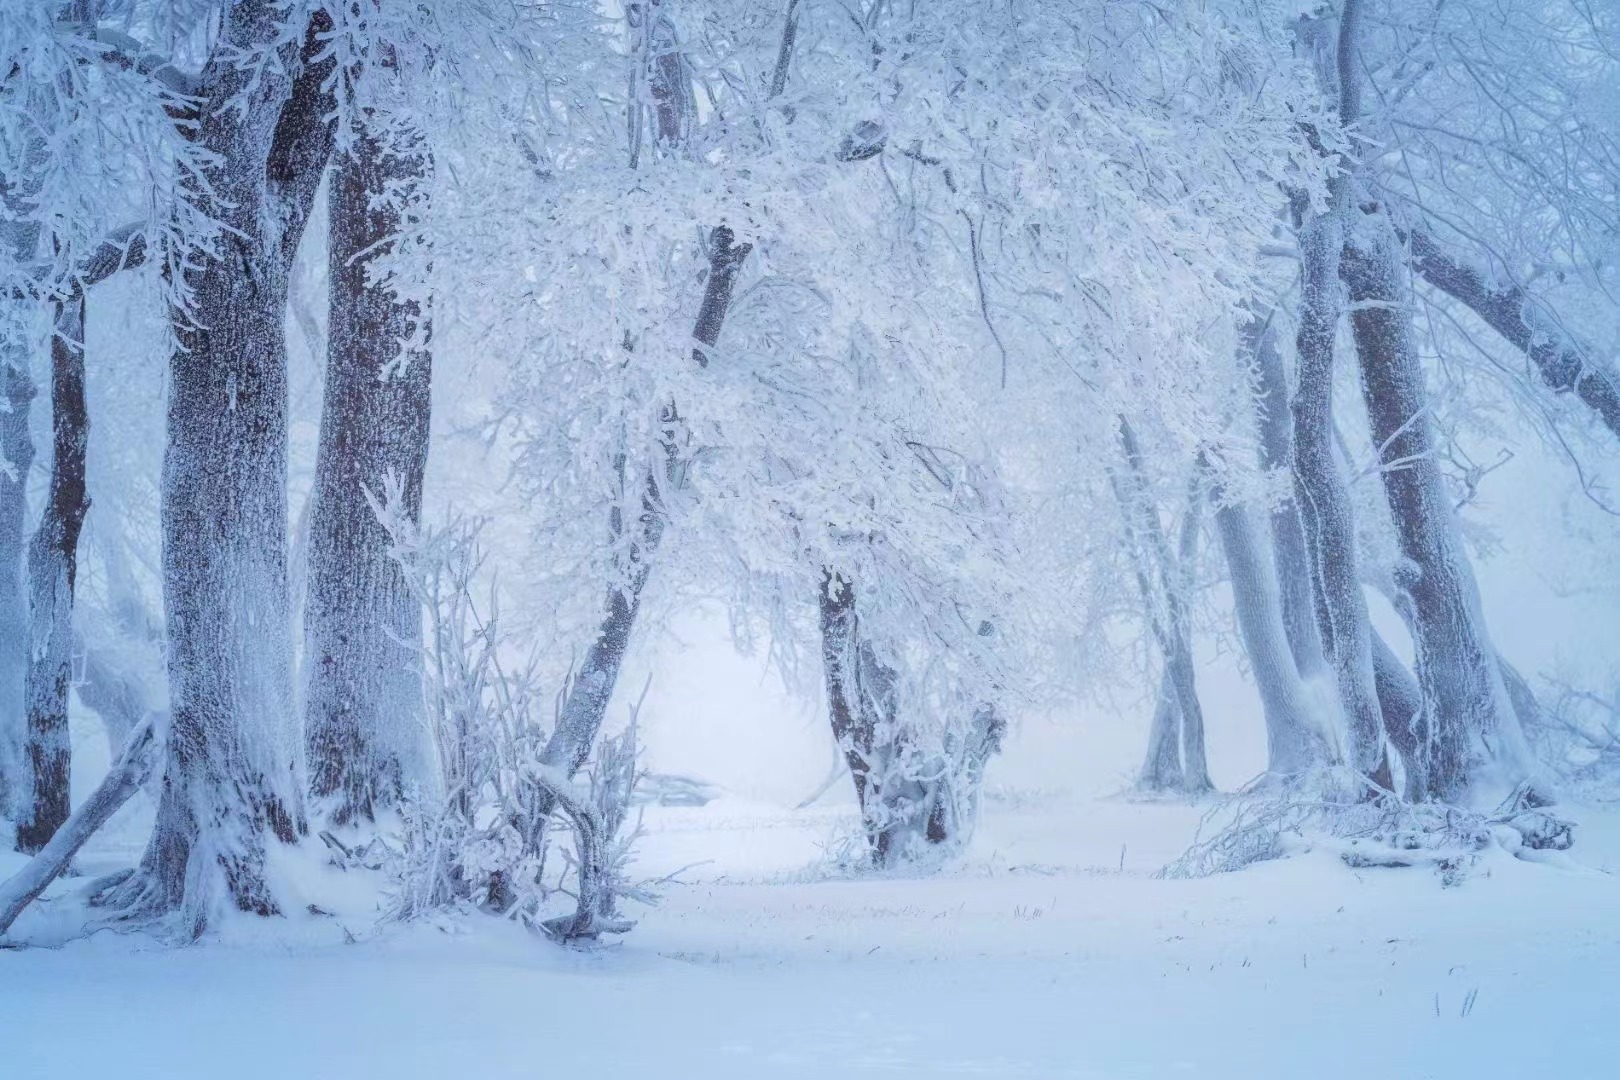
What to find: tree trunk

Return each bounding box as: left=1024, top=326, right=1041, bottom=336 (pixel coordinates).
left=1210, top=476, right=1334, bottom=776
left=539, top=227, right=751, bottom=779
left=1369, top=627, right=1422, bottom=797
left=818, top=571, right=949, bottom=866
left=1114, top=423, right=1212, bottom=794
left=15, top=295, right=89, bottom=853
left=1340, top=206, right=1532, bottom=801
left=99, top=7, right=336, bottom=932
left=1247, top=312, right=1328, bottom=679
left=0, top=351, right=34, bottom=825
left=1291, top=211, right=1389, bottom=785
left=305, top=125, right=433, bottom=825
left=1136, top=675, right=1185, bottom=793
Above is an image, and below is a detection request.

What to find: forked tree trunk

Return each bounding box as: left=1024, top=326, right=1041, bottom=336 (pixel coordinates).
left=15, top=295, right=89, bottom=853
left=1115, top=424, right=1212, bottom=794
left=97, top=7, right=336, bottom=932
left=1340, top=207, right=1533, bottom=801
left=305, top=125, right=433, bottom=825
left=1133, top=481, right=1208, bottom=794
left=1136, top=675, right=1184, bottom=793
left=1291, top=211, right=1388, bottom=786
left=818, top=571, right=964, bottom=866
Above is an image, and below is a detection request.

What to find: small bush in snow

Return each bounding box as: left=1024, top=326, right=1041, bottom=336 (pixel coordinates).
left=370, top=485, right=650, bottom=941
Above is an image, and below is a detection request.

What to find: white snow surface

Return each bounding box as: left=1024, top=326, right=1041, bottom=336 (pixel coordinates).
left=2, top=778, right=1617, bottom=1079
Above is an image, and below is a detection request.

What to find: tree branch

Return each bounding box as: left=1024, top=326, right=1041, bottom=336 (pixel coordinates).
left=1406, top=229, right=1620, bottom=444
left=89, top=28, right=199, bottom=97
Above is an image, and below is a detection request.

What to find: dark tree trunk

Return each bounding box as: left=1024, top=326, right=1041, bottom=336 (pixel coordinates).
left=817, top=571, right=949, bottom=866
left=15, top=295, right=88, bottom=853
left=1340, top=206, right=1530, bottom=801
left=2, top=717, right=157, bottom=938
left=0, top=354, right=34, bottom=823
left=1290, top=212, right=1389, bottom=786
left=535, top=1, right=765, bottom=790
left=305, top=125, right=433, bottom=825
left=98, top=6, right=336, bottom=932
left=1248, top=313, right=1328, bottom=680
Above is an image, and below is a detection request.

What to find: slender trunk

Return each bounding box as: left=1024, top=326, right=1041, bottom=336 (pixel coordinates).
left=1340, top=207, right=1531, bottom=801
left=103, top=8, right=335, bottom=931
left=0, top=71, right=49, bottom=828
left=78, top=645, right=158, bottom=766
left=1114, top=423, right=1212, bottom=794
left=0, top=352, right=34, bottom=823
left=1291, top=212, right=1388, bottom=785
left=1137, top=676, right=1184, bottom=792
left=1210, top=478, right=1334, bottom=776
left=1369, top=627, right=1422, bottom=797
left=305, top=125, right=433, bottom=824
left=1248, top=313, right=1328, bottom=678
left=15, top=295, right=88, bottom=853
left=539, top=228, right=750, bottom=779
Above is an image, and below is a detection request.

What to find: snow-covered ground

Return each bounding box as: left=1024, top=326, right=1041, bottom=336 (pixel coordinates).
left=3, top=780, right=1617, bottom=1080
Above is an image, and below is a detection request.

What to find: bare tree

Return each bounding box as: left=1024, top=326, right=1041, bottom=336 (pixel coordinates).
left=1334, top=0, right=1534, bottom=801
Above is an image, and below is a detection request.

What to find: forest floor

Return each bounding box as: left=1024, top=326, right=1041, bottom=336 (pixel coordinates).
left=1, top=782, right=1617, bottom=1079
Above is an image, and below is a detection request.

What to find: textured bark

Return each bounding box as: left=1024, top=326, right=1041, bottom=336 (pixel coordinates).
left=1247, top=313, right=1328, bottom=679
left=0, top=717, right=157, bottom=938
left=0, top=356, right=34, bottom=822
left=818, top=571, right=968, bottom=866
left=1406, top=230, right=1620, bottom=443
left=1341, top=206, right=1529, bottom=801
left=819, top=572, right=883, bottom=838
left=15, top=296, right=89, bottom=853
left=101, top=7, right=336, bottom=931
left=305, top=127, right=433, bottom=825
left=0, top=194, right=42, bottom=824
left=1369, top=628, right=1422, bottom=797
left=1291, top=213, right=1388, bottom=784
left=1136, top=674, right=1184, bottom=793
left=1114, top=424, right=1212, bottom=794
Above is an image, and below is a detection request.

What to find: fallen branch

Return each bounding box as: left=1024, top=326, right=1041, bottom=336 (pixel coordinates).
left=0, top=716, right=157, bottom=939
